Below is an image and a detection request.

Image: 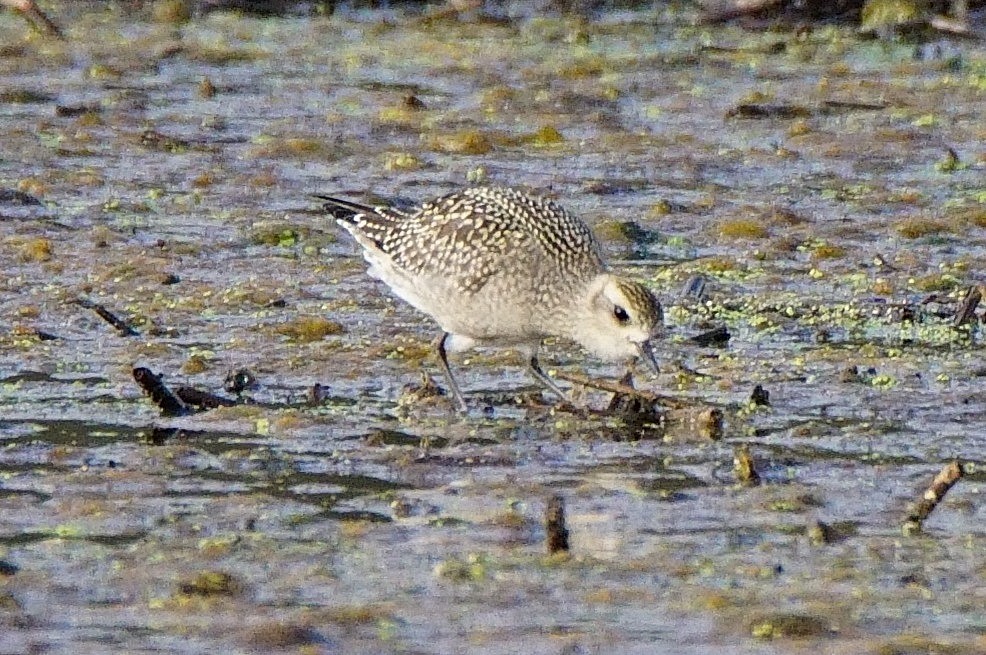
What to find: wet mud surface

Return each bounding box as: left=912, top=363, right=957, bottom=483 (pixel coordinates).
left=1, top=4, right=985, bottom=654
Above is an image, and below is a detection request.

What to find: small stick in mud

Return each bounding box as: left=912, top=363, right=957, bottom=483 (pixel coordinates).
left=607, top=371, right=660, bottom=418
left=2, top=0, right=63, bottom=38
left=733, top=444, right=761, bottom=486
left=690, top=325, right=731, bottom=347
left=553, top=371, right=690, bottom=409
left=175, top=386, right=237, bottom=411
left=750, top=384, right=770, bottom=407
left=307, top=382, right=328, bottom=406
left=133, top=367, right=191, bottom=417
left=76, top=298, right=139, bottom=336
left=953, top=285, right=981, bottom=327
left=545, top=495, right=570, bottom=555
left=726, top=103, right=812, bottom=119
left=902, top=460, right=965, bottom=535
left=700, top=41, right=786, bottom=55
left=679, top=275, right=707, bottom=301
left=820, top=100, right=889, bottom=112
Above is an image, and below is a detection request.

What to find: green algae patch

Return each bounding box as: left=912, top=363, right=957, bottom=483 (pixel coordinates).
left=252, top=226, right=301, bottom=248
left=0, top=89, right=54, bottom=104
left=378, top=102, right=429, bottom=126
left=426, top=130, right=497, bottom=155
left=860, top=0, right=924, bottom=32
left=514, top=125, right=565, bottom=148
left=177, top=570, right=241, bottom=596
left=765, top=492, right=824, bottom=513
left=384, top=151, right=425, bottom=171
left=750, top=613, right=832, bottom=639
left=249, top=222, right=320, bottom=248
left=379, top=338, right=432, bottom=364
left=275, top=316, right=345, bottom=342
left=220, top=283, right=289, bottom=308
left=594, top=219, right=647, bottom=246
left=181, top=353, right=212, bottom=374
left=317, top=603, right=397, bottom=626
left=945, top=205, right=986, bottom=229
left=15, top=237, right=53, bottom=262
left=717, top=219, right=769, bottom=240
left=182, top=43, right=267, bottom=66
left=895, top=217, right=949, bottom=239
left=243, top=623, right=322, bottom=650
left=152, top=0, right=192, bottom=24
left=557, top=55, right=608, bottom=80
left=246, top=136, right=343, bottom=160
left=872, top=635, right=971, bottom=655
left=434, top=553, right=489, bottom=582
left=809, top=242, right=847, bottom=260
left=909, top=273, right=961, bottom=293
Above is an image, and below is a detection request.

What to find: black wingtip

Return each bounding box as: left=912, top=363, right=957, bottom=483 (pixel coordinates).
left=312, top=194, right=373, bottom=220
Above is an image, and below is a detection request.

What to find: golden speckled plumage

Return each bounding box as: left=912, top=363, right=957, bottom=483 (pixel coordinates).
left=319, top=186, right=664, bottom=411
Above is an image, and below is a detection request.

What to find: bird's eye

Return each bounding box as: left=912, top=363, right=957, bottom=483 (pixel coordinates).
left=613, top=306, right=630, bottom=324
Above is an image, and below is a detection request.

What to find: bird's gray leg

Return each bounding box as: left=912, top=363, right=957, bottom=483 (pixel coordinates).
left=433, top=332, right=468, bottom=412
left=527, top=355, right=570, bottom=404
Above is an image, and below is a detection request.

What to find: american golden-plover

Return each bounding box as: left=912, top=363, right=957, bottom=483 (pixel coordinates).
left=320, top=186, right=664, bottom=411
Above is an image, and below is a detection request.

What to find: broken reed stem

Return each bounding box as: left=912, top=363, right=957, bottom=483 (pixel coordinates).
left=175, top=386, right=237, bottom=410
left=953, top=285, right=981, bottom=327
left=77, top=298, right=139, bottom=336
left=733, top=444, right=761, bottom=486
left=902, top=460, right=965, bottom=535
left=545, top=495, right=569, bottom=555
left=133, top=367, right=191, bottom=417
left=8, top=0, right=63, bottom=38
left=552, top=371, right=690, bottom=409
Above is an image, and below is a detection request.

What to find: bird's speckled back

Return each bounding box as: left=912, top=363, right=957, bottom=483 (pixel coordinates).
left=344, top=187, right=605, bottom=296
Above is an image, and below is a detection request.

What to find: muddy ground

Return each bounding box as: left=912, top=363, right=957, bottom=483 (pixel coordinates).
left=1, top=3, right=985, bottom=654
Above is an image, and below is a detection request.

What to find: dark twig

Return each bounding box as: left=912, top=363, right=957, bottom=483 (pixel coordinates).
left=953, top=285, right=981, bottom=327
left=679, top=275, right=707, bottom=302
left=2, top=0, right=63, bottom=38
left=553, top=371, right=691, bottom=409
left=76, top=298, right=139, bottom=336
left=606, top=371, right=661, bottom=419
left=726, top=103, right=812, bottom=119
left=307, top=382, right=328, bottom=406
left=699, top=41, right=786, bottom=55
left=691, top=325, right=731, bottom=347
left=0, top=189, right=43, bottom=205
left=175, top=386, right=237, bottom=410
left=545, top=495, right=570, bottom=555
left=821, top=99, right=889, bottom=112
left=902, top=460, right=965, bottom=535
left=133, top=367, right=191, bottom=417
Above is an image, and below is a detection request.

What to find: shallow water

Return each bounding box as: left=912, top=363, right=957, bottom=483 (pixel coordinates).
left=1, top=4, right=985, bottom=654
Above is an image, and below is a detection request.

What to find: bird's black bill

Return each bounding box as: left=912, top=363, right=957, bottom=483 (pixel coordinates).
left=638, top=340, right=660, bottom=375
left=312, top=194, right=372, bottom=219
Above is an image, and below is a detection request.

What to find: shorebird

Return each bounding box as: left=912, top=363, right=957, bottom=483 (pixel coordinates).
left=320, top=186, right=664, bottom=411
